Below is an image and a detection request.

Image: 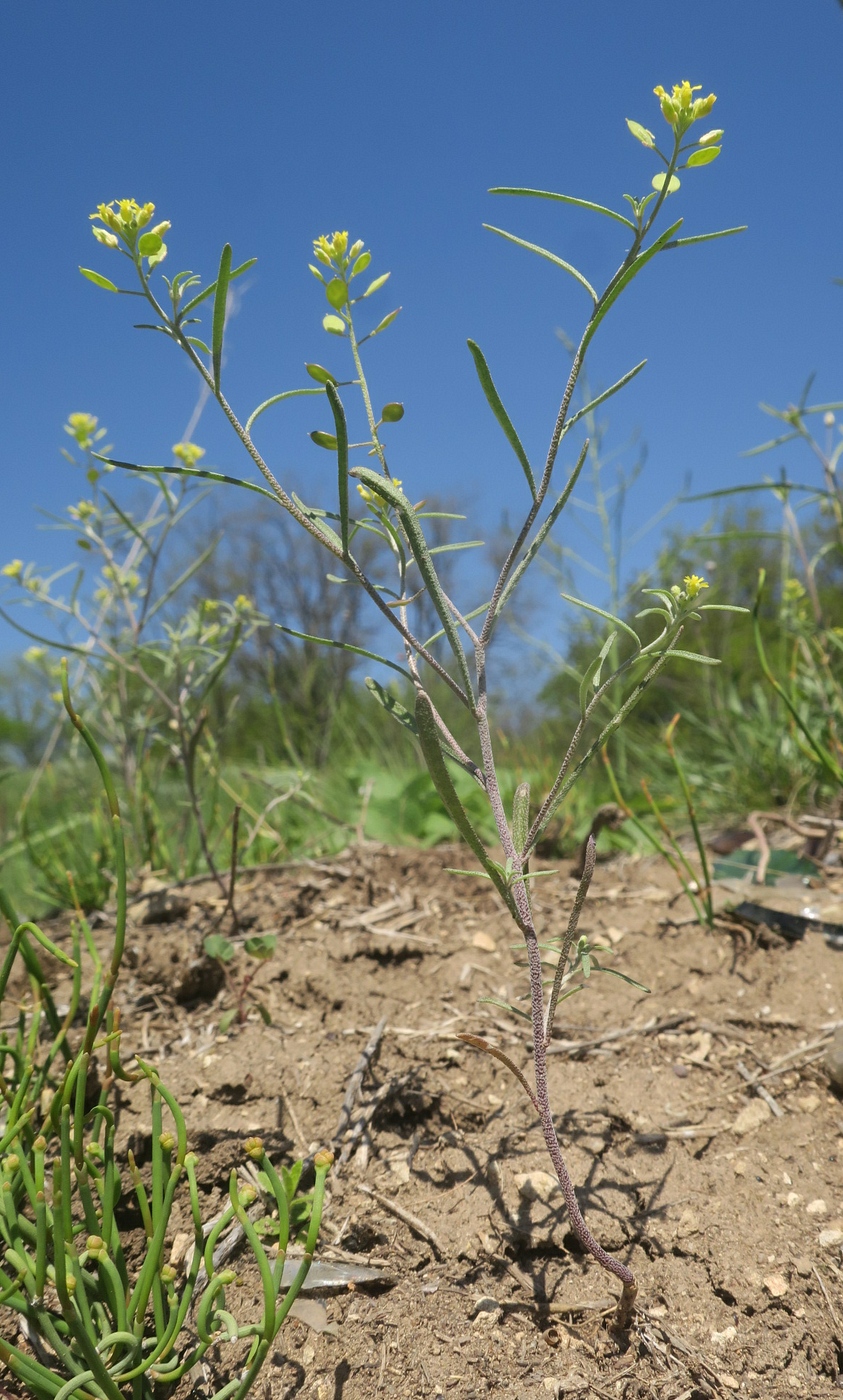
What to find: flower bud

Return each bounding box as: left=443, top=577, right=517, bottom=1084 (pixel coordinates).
left=159, top=1132, right=175, bottom=1153
left=313, top=1149, right=335, bottom=1171
left=244, top=1136, right=264, bottom=1161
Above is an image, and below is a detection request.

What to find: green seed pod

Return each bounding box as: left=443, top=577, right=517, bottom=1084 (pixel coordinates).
left=305, top=363, right=337, bottom=386
left=310, top=430, right=338, bottom=451
left=381, top=402, right=404, bottom=423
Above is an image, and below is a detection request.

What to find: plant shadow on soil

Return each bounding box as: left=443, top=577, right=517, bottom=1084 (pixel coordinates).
left=3, top=844, right=843, bottom=1398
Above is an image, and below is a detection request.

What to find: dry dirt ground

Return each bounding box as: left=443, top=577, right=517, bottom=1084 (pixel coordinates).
left=3, top=842, right=843, bottom=1399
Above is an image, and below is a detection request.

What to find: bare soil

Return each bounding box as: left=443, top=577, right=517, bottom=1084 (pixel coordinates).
left=4, top=843, right=843, bottom=1399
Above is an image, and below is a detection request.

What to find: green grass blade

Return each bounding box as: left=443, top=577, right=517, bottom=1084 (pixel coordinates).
left=489, top=186, right=636, bottom=231
left=484, top=225, right=598, bottom=303
left=466, top=340, right=536, bottom=499
left=212, top=243, right=232, bottom=393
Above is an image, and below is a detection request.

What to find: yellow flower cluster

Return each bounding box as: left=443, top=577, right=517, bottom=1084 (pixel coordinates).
left=90, top=200, right=169, bottom=247
left=313, top=231, right=365, bottom=270
left=172, top=442, right=205, bottom=467
left=683, top=574, right=709, bottom=599
left=653, top=82, right=716, bottom=133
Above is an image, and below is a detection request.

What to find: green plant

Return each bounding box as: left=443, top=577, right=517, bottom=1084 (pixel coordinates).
left=603, top=715, right=715, bottom=928
left=0, top=666, right=330, bottom=1399
left=203, top=931, right=277, bottom=1031
left=0, top=418, right=265, bottom=899
left=81, top=80, right=744, bottom=1326
left=687, top=385, right=843, bottom=806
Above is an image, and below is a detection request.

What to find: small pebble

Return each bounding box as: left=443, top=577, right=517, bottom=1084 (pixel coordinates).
left=825, top=1025, right=843, bottom=1090
left=806, top=1199, right=827, bottom=1216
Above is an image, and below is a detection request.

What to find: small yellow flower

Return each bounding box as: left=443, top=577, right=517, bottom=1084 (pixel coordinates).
left=24, top=647, right=46, bottom=663
left=65, top=412, right=100, bottom=449
left=683, top=574, right=709, bottom=598
left=653, top=82, right=716, bottom=134
left=356, top=478, right=401, bottom=507
left=172, top=441, right=205, bottom=467
left=313, top=231, right=350, bottom=266
left=233, top=594, right=252, bottom=611
left=89, top=200, right=159, bottom=250
left=1, top=559, right=23, bottom=579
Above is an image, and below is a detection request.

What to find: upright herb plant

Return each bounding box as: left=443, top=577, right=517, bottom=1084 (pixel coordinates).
left=80, top=81, right=744, bottom=1324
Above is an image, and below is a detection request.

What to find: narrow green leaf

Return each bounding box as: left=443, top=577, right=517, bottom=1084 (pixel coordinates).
left=560, top=592, right=642, bottom=647
left=79, top=267, right=118, bottom=292
left=428, top=539, right=484, bottom=554
left=563, top=360, right=647, bottom=435
left=365, top=677, right=418, bottom=737
left=681, top=479, right=815, bottom=502
left=685, top=146, right=720, bottom=168
left=477, top=996, right=534, bottom=1024
left=360, top=307, right=401, bottom=342
left=181, top=257, right=257, bottom=316
left=484, top=225, right=598, bottom=302
left=326, top=382, right=350, bottom=555
left=663, top=225, right=747, bottom=251
left=212, top=243, right=232, bottom=393
left=496, top=440, right=589, bottom=619
left=352, top=468, right=473, bottom=697
left=662, top=650, right=721, bottom=665
left=245, top=387, right=323, bottom=436
left=581, top=218, right=683, bottom=355
left=186, top=336, right=211, bottom=354
left=422, top=601, right=488, bottom=648
left=415, top=692, right=499, bottom=882
left=591, top=963, right=650, bottom=992
left=489, top=186, right=636, bottom=231
left=467, top=340, right=536, bottom=499
left=95, top=454, right=280, bottom=502
left=276, top=625, right=413, bottom=681
left=323, top=313, right=346, bottom=336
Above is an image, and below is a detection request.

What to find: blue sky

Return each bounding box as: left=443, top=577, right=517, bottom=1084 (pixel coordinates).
left=2, top=0, right=842, bottom=657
